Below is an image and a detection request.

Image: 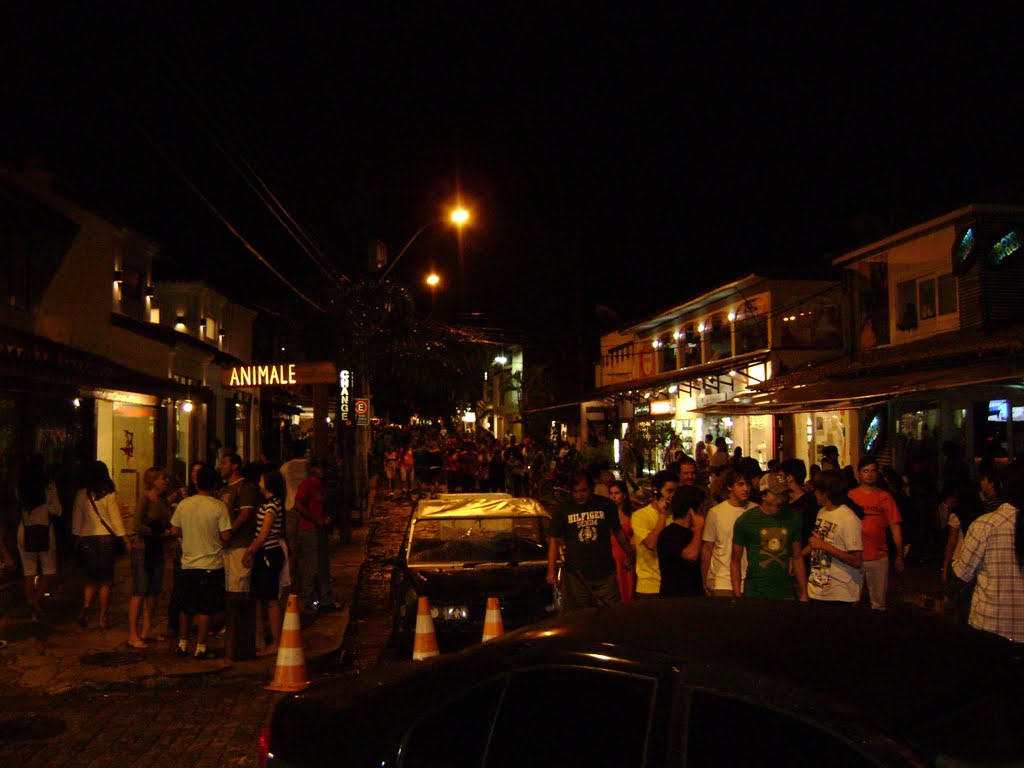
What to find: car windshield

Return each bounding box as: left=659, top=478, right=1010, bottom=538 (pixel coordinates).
left=408, top=516, right=548, bottom=565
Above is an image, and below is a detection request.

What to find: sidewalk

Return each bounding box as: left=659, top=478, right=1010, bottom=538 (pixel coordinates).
left=0, top=521, right=369, bottom=696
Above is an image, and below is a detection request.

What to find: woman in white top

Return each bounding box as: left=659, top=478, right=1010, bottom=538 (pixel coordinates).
left=72, top=460, right=131, bottom=629
left=17, top=454, right=62, bottom=621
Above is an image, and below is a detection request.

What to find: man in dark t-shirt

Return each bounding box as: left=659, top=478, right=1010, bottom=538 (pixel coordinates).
left=658, top=485, right=705, bottom=597
left=547, top=473, right=632, bottom=612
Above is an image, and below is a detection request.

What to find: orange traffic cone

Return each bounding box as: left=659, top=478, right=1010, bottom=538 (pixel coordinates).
left=482, top=597, right=504, bottom=642
left=266, top=594, right=310, bottom=692
left=412, top=596, right=439, bottom=660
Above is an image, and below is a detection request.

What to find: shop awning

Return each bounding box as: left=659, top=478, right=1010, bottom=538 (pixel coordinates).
left=591, top=350, right=771, bottom=400
left=0, top=323, right=200, bottom=401
left=692, top=358, right=1024, bottom=415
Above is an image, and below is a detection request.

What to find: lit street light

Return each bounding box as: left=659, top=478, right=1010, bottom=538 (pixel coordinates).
left=381, top=206, right=470, bottom=279
left=426, top=272, right=441, bottom=313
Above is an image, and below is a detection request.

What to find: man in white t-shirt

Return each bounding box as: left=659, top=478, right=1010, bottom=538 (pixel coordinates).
left=804, top=470, right=863, bottom=605
left=701, top=469, right=754, bottom=596
left=169, top=465, right=232, bottom=659
left=279, top=444, right=308, bottom=579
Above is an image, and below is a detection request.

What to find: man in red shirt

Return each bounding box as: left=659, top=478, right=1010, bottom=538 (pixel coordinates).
left=849, top=456, right=904, bottom=610
left=294, top=459, right=340, bottom=612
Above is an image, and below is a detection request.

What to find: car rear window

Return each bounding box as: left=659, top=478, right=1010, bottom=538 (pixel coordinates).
left=408, top=517, right=548, bottom=565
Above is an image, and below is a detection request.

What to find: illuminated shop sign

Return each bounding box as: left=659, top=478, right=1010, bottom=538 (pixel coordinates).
left=221, top=362, right=337, bottom=387
left=339, top=369, right=352, bottom=421
left=650, top=400, right=675, bottom=416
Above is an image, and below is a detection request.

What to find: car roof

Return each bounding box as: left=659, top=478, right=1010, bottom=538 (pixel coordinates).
left=412, top=496, right=550, bottom=520
left=500, top=598, right=1023, bottom=733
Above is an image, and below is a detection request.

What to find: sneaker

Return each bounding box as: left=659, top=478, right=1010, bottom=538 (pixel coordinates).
left=193, top=648, right=217, bottom=660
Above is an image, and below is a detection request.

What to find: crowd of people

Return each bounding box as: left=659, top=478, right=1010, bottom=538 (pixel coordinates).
left=3, top=445, right=340, bottom=660
left=372, top=427, right=584, bottom=500
left=545, top=448, right=1024, bottom=646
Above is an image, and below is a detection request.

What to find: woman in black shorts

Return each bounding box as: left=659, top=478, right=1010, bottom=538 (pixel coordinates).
left=244, top=468, right=286, bottom=657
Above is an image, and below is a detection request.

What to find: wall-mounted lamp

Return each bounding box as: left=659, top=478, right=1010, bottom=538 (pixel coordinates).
left=145, top=285, right=155, bottom=297
left=72, top=397, right=81, bottom=408
left=493, top=355, right=508, bottom=366
left=181, top=400, right=194, bottom=413
left=727, top=311, right=736, bottom=322
left=112, top=269, right=123, bottom=284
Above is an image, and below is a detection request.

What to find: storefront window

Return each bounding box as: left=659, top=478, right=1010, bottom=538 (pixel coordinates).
left=974, top=400, right=1010, bottom=460
left=174, top=401, right=194, bottom=486
left=234, top=401, right=249, bottom=460
left=108, top=401, right=157, bottom=515
left=896, top=406, right=940, bottom=479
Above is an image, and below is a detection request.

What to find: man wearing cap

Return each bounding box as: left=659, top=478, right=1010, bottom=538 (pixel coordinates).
left=731, top=474, right=808, bottom=600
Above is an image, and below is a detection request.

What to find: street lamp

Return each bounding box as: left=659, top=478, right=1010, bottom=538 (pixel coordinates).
left=380, top=206, right=470, bottom=279
left=425, top=272, right=441, bottom=313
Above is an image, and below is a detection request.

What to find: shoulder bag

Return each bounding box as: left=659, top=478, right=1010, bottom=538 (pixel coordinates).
left=88, top=494, right=127, bottom=555
left=22, top=508, right=50, bottom=553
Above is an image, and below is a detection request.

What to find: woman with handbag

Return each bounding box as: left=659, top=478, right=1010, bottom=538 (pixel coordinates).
left=72, top=460, right=131, bottom=629
left=17, top=454, right=62, bottom=621
left=127, top=467, right=174, bottom=649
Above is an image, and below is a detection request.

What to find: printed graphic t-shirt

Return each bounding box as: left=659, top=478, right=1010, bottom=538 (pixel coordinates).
left=733, top=506, right=802, bottom=598
left=550, top=494, right=621, bottom=581
left=807, top=504, right=863, bottom=603
left=848, top=486, right=900, bottom=560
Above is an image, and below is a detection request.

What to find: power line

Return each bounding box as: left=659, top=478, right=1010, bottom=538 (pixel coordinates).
left=145, top=53, right=351, bottom=286
left=138, top=127, right=324, bottom=313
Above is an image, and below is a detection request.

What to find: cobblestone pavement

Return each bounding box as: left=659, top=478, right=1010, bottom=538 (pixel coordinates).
left=337, top=495, right=414, bottom=673
left=0, top=682, right=282, bottom=767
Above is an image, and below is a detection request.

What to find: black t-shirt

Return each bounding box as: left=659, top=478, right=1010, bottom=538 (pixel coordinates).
left=657, top=523, right=703, bottom=597
left=790, top=492, right=820, bottom=549
left=550, top=493, right=620, bottom=581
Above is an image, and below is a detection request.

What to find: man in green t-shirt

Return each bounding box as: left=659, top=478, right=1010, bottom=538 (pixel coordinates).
left=731, top=474, right=808, bottom=600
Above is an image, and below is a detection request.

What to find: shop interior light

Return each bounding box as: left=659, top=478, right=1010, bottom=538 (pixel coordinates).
left=668, top=385, right=678, bottom=394
left=181, top=400, right=194, bottom=413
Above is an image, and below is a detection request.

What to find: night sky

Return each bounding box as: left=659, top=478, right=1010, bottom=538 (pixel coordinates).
left=5, top=6, right=1024, bottom=371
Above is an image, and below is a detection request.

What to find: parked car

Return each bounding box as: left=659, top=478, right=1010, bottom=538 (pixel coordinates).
left=263, top=598, right=1024, bottom=767
left=388, top=494, right=555, bottom=655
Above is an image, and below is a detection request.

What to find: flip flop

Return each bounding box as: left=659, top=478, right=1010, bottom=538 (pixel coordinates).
left=128, top=639, right=149, bottom=649
left=141, top=635, right=166, bottom=642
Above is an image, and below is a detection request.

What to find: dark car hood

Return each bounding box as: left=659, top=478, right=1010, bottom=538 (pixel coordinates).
left=409, top=562, right=549, bottom=604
